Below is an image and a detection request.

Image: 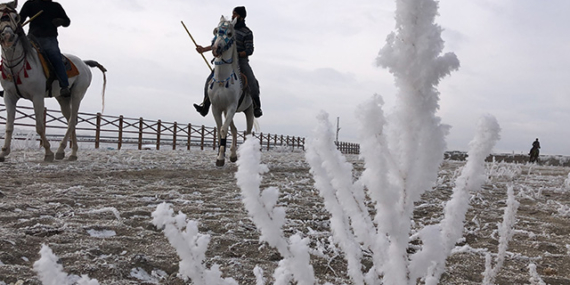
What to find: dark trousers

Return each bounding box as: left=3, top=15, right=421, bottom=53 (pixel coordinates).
left=238, top=58, right=260, bottom=107
left=35, top=36, right=69, bottom=88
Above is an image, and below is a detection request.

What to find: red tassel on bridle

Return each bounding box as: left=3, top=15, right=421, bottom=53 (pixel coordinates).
left=0, top=60, right=4, bottom=79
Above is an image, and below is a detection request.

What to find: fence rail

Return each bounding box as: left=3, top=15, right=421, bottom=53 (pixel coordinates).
left=0, top=103, right=360, bottom=154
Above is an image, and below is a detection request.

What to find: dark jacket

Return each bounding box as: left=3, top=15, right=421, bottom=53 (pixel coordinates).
left=19, top=0, right=70, bottom=38
left=234, top=20, right=254, bottom=56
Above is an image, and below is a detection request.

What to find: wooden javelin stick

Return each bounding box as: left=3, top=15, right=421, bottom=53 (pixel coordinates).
left=22, top=10, right=43, bottom=27
left=181, top=21, right=212, bottom=72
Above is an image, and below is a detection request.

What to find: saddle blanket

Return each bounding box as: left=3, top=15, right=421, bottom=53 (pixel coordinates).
left=37, top=52, right=80, bottom=79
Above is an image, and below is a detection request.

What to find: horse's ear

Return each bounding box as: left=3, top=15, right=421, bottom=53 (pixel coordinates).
left=231, top=17, right=237, bottom=26
left=220, top=15, right=225, bottom=22
left=7, top=1, right=17, bottom=8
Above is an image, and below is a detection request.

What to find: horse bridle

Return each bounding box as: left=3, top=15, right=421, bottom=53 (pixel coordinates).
left=211, top=21, right=235, bottom=65
left=0, top=6, right=26, bottom=98
left=0, top=5, right=21, bottom=31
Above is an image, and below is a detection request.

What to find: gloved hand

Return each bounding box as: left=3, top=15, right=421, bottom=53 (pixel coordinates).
left=52, top=18, right=65, bottom=27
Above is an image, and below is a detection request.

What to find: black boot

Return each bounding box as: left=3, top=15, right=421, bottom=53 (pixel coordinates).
left=60, top=86, right=71, bottom=98
left=193, top=98, right=211, bottom=117
left=252, top=95, right=263, bottom=118
left=254, top=107, right=263, bottom=118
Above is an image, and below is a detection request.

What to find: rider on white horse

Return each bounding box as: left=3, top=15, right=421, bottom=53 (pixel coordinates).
left=19, top=0, right=71, bottom=97
left=194, top=6, right=263, bottom=118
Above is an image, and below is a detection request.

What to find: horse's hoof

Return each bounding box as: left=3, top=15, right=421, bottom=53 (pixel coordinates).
left=68, top=155, right=78, bottom=161
left=230, top=156, right=237, bottom=163
left=216, top=159, right=225, bottom=167
left=44, top=154, right=55, bottom=162
left=55, top=152, right=65, bottom=160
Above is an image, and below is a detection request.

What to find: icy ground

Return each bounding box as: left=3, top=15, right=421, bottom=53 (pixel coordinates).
left=1, top=148, right=569, bottom=284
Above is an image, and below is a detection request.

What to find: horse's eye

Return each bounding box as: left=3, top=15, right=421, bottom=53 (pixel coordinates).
left=213, top=28, right=218, bottom=35
left=227, top=32, right=233, bottom=37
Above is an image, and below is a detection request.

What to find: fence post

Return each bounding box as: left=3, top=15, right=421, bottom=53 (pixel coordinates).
left=138, top=117, right=143, bottom=150
left=273, top=134, right=277, bottom=149
left=267, top=133, right=271, bottom=151
left=118, top=116, right=123, bottom=150
left=292, top=136, right=296, bottom=150
left=212, top=127, right=217, bottom=150
left=259, top=132, right=263, bottom=152
left=172, top=122, right=177, bottom=150
left=95, top=113, right=101, bottom=149
left=156, top=120, right=162, bottom=150
left=40, top=107, right=47, bottom=147
left=200, top=125, right=205, bottom=150
left=187, top=123, right=192, bottom=150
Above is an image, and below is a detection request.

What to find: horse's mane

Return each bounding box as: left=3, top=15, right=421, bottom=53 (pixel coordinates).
left=229, top=22, right=241, bottom=88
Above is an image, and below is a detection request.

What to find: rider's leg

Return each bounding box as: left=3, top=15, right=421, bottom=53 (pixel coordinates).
left=239, top=58, right=262, bottom=118
left=36, top=37, right=70, bottom=97
left=194, top=72, right=214, bottom=117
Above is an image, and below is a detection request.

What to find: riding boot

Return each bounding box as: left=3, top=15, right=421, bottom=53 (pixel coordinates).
left=193, top=96, right=210, bottom=117
left=251, top=94, right=263, bottom=118
left=60, top=86, right=71, bottom=98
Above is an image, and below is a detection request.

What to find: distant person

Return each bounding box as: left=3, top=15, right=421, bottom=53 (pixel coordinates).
left=19, top=0, right=71, bottom=97
left=193, top=6, right=263, bottom=118
left=529, top=138, right=540, bottom=163
left=532, top=138, right=540, bottom=150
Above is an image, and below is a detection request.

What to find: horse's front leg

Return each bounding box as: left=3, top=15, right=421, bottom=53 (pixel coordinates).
left=0, top=98, right=17, bottom=162
left=212, top=109, right=226, bottom=166
left=229, top=121, right=238, bottom=163
left=33, top=99, right=54, bottom=162
left=216, top=108, right=238, bottom=167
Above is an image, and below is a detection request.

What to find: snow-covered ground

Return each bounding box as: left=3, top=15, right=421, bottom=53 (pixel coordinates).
left=0, top=148, right=569, bottom=284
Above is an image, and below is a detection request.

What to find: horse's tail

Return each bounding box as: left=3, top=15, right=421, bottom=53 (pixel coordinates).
left=84, top=60, right=108, bottom=113
left=253, top=118, right=260, bottom=133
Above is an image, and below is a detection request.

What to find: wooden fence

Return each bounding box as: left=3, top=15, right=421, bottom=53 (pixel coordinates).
left=0, top=103, right=360, bottom=154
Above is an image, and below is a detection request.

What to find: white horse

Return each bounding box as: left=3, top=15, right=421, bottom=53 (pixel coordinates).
left=209, top=16, right=254, bottom=166
left=0, top=1, right=106, bottom=162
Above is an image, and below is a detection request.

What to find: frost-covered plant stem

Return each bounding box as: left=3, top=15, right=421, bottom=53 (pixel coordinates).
left=33, top=244, right=100, bottom=285
left=151, top=203, right=238, bottom=285
left=482, top=184, right=519, bottom=285
left=528, top=263, right=547, bottom=285
left=413, top=115, right=501, bottom=285
left=374, top=0, right=458, bottom=283
left=305, top=112, right=375, bottom=285
left=236, top=136, right=316, bottom=285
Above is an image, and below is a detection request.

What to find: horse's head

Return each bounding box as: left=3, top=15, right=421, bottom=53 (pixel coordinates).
left=211, top=15, right=236, bottom=58
left=0, top=1, right=20, bottom=48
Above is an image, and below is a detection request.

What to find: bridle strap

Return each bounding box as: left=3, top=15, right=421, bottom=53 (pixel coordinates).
left=0, top=31, right=27, bottom=99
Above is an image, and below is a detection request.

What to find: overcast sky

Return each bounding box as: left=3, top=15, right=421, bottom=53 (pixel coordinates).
left=14, top=0, right=570, bottom=156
